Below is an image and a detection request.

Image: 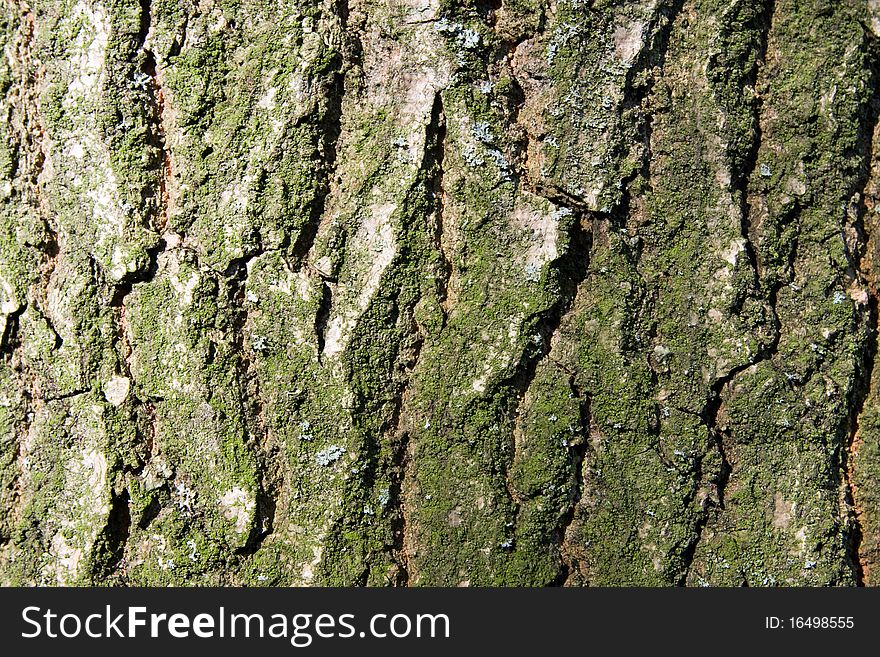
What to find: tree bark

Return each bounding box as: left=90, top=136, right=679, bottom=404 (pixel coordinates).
left=1, top=0, right=879, bottom=586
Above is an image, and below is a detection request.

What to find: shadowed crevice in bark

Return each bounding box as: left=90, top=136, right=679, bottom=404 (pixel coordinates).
left=92, top=489, right=131, bottom=581
left=0, top=303, right=24, bottom=354
left=846, top=302, right=876, bottom=587
left=314, top=75, right=450, bottom=584
left=676, top=0, right=780, bottom=585
left=288, top=0, right=358, bottom=273
left=95, top=0, right=178, bottom=552
left=1, top=1, right=60, bottom=552
left=384, top=91, right=451, bottom=586
left=343, top=89, right=450, bottom=586
left=314, top=281, right=334, bottom=360
left=387, top=400, right=412, bottom=586
left=227, top=255, right=279, bottom=559
left=551, top=384, right=590, bottom=586
left=500, top=209, right=592, bottom=553
left=713, top=0, right=776, bottom=297
left=528, top=0, right=684, bottom=211
left=287, top=71, right=344, bottom=271
left=842, top=21, right=880, bottom=587
left=429, top=94, right=453, bottom=321
left=618, top=0, right=686, bottom=185
left=134, top=0, right=175, bottom=234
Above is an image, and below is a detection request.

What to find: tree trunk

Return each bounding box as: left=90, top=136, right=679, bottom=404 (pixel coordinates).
left=1, top=0, right=879, bottom=586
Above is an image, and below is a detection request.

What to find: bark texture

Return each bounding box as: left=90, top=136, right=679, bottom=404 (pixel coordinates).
left=1, top=0, right=880, bottom=586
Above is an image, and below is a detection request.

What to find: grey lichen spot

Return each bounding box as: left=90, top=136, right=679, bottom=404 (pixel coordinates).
left=472, top=121, right=493, bottom=143
left=549, top=207, right=573, bottom=222
left=378, top=487, right=390, bottom=509
left=462, top=143, right=484, bottom=167
left=524, top=263, right=541, bottom=282
left=435, top=19, right=481, bottom=50
left=486, top=149, right=511, bottom=180
left=315, top=444, right=346, bottom=466
left=174, top=482, right=197, bottom=513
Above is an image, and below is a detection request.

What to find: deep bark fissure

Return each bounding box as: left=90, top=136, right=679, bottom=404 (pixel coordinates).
left=724, top=0, right=776, bottom=295
left=500, top=209, right=592, bottom=552
left=846, top=297, right=877, bottom=587
left=386, top=388, right=412, bottom=586
left=3, top=1, right=56, bottom=545
left=137, top=0, right=173, bottom=235
left=430, top=94, right=453, bottom=320
left=618, top=0, right=686, bottom=183
left=679, top=324, right=784, bottom=584
left=501, top=0, right=685, bottom=563
left=841, top=23, right=880, bottom=587
left=296, top=2, right=361, bottom=362
left=314, top=281, right=333, bottom=360
left=93, top=489, right=132, bottom=581
left=380, top=90, right=450, bottom=586
left=678, top=1, right=780, bottom=584
left=226, top=253, right=280, bottom=558
left=88, top=1, right=179, bottom=573
left=0, top=304, right=24, bottom=354
left=551, top=381, right=590, bottom=586
left=288, top=0, right=356, bottom=275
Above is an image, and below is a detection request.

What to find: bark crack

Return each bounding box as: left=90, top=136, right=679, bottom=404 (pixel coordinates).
left=552, top=381, right=590, bottom=586
left=288, top=0, right=354, bottom=276
left=842, top=22, right=880, bottom=587
left=138, top=0, right=173, bottom=235
left=430, top=93, right=453, bottom=321
left=679, top=0, right=779, bottom=583
left=229, top=260, right=280, bottom=558
left=3, top=0, right=58, bottom=544
left=379, top=90, right=450, bottom=586
left=500, top=209, right=592, bottom=556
